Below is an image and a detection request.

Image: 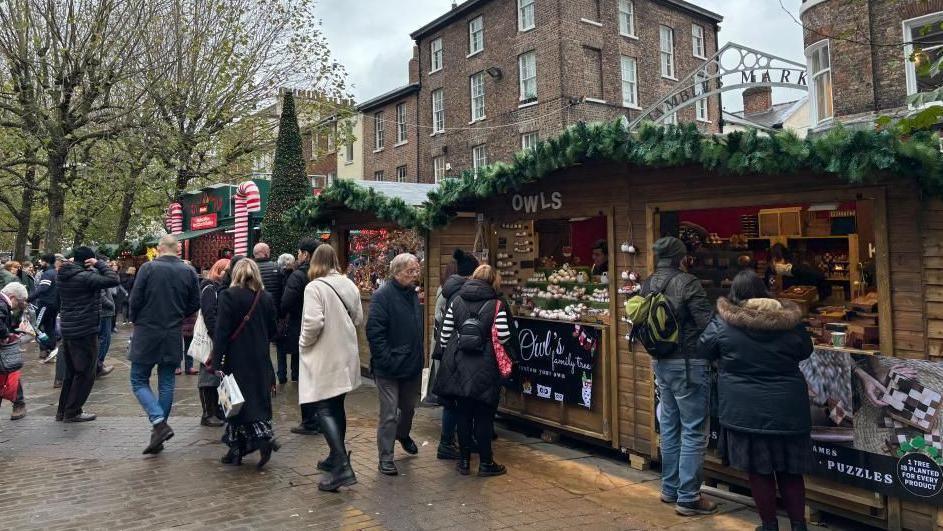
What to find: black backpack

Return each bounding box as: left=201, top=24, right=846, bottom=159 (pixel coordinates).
left=455, top=299, right=492, bottom=355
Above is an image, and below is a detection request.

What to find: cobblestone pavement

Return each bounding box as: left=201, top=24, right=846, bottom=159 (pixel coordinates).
left=0, top=326, right=817, bottom=530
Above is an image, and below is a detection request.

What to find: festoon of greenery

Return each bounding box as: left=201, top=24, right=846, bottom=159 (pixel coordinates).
left=289, top=120, right=943, bottom=231
left=260, top=92, right=311, bottom=256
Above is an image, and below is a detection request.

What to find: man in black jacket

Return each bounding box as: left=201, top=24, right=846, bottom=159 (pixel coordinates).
left=367, top=253, right=424, bottom=476
left=128, top=235, right=201, bottom=454
left=55, top=247, right=120, bottom=423
left=29, top=254, right=61, bottom=361
left=280, top=237, right=320, bottom=433
left=642, top=236, right=716, bottom=516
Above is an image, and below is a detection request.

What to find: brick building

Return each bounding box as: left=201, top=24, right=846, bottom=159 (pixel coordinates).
left=800, top=0, right=943, bottom=130
left=357, top=83, right=421, bottom=183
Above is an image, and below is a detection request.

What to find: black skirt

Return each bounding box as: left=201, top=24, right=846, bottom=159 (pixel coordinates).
left=719, top=426, right=814, bottom=475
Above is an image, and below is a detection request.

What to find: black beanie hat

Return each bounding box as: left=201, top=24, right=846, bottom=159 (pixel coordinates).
left=453, top=249, right=479, bottom=277
left=73, top=246, right=96, bottom=263
left=652, top=236, right=687, bottom=261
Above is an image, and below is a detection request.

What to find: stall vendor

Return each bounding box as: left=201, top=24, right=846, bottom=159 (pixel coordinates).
left=767, top=243, right=830, bottom=299
left=590, top=240, right=608, bottom=277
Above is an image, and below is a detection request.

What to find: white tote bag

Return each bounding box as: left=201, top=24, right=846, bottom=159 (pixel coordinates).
left=187, top=311, right=212, bottom=365
left=218, top=373, right=245, bottom=419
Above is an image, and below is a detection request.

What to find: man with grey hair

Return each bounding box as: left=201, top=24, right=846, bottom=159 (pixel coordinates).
left=366, top=252, right=424, bottom=476
left=0, top=282, right=29, bottom=420
left=128, top=235, right=200, bottom=454
left=253, top=242, right=283, bottom=309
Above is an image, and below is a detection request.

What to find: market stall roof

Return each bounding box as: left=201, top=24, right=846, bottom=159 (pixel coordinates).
left=144, top=225, right=231, bottom=246
left=290, top=120, right=943, bottom=232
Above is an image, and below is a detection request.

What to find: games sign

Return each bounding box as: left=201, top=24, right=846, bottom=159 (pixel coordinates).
left=512, top=318, right=600, bottom=409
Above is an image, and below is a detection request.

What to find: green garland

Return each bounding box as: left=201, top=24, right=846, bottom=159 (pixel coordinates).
left=289, top=121, right=943, bottom=231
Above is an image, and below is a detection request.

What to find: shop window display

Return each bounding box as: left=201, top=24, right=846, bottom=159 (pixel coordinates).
left=345, top=228, right=424, bottom=297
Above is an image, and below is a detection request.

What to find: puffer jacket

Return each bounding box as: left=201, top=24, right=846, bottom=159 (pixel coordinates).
left=58, top=261, right=120, bottom=339
left=280, top=262, right=310, bottom=340
left=431, top=274, right=467, bottom=359
left=256, top=258, right=284, bottom=309
left=698, top=297, right=813, bottom=435
left=641, top=260, right=713, bottom=359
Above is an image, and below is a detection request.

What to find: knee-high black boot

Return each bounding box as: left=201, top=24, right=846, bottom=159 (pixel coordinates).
left=200, top=388, right=224, bottom=427
left=317, top=408, right=356, bottom=492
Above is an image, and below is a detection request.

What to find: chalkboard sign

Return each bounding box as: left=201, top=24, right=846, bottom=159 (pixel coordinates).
left=513, top=317, right=600, bottom=409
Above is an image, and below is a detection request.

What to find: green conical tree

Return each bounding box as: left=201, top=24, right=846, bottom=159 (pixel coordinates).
left=261, top=92, right=309, bottom=256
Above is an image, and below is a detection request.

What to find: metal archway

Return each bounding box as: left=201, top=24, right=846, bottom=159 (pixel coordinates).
left=626, top=42, right=809, bottom=130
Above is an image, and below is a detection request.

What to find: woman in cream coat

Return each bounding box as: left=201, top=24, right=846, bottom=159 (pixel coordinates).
left=299, top=244, right=364, bottom=492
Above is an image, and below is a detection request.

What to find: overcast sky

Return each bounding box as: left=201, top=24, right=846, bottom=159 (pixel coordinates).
left=316, top=0, right=806, bottom=111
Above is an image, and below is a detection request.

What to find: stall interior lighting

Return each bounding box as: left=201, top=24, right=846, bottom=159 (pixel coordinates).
left=568, top=217, right=591, bottom=222
left=807, top=203, right=840, bottom=212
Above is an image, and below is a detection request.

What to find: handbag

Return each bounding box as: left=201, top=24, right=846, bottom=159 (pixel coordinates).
left=217, top=373, right=245, bottom=418
left=491, top=300, right=513, bottom=379
left=0, top=340, right=23, bottom=373
left=187, top=311, right=212, bottom=365
left=0, top=370, right=20, bottom=401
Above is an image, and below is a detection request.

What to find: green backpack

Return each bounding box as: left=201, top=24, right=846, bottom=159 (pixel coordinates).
left=625, top=272, right=682, bottom=357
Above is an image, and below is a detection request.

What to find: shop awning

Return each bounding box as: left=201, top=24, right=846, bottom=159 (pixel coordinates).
left=173, top=225, right=232, bottom=242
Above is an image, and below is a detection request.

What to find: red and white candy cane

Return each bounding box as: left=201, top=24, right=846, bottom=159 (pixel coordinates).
left=233, top=181, right=261, bottom=256
left=166, top=202, right=184, bottom=255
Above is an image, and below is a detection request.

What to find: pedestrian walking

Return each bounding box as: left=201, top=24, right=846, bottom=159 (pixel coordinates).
left=213, top=259, right=279, bottom=468
left=698, top=271, right=814, bottom=531
left=299, top=244, right=364, bottom=491
left=277, top=253, right=295, bottom=273
left=254, top=243, right=284, bottom=308
left=281, top=237, right=321, bottom=433
left=96, top=284, right=117, bottom=377
left=110, top=261, right=126, bottom=330
left=428, top=248, right=478, bottom=460
left=435, top=265, right=517, bottom=477
left=196, top=258, right=230, bottom=427
left=127, top=236, right=200, bottom=454
left=0, top=282, right=29, bottom=420
left=367, top=253, right=424, bottom=476
left=119, top=266, right=136, bottom=324
left=29, top=254, right=61, bottom=362
left=643, top=236, right=716, bottom=516
left=55, top=247, right=120, bottom=423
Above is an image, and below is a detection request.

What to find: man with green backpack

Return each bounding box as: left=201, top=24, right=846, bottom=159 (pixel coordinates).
left=626, top=236, right=715, bottom=516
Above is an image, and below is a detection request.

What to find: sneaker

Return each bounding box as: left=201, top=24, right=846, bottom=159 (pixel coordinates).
left=10, top=403, right=26, bottom=420
left=97, top=365, right=114, bottom=377
left=63, top=411, right=97, bottom=423
left=660, top=494, right=677, bottom=504
left=42, top=347, right=58, bottom=364
left=675, top=497, right=719, bottom=516
left=477, top=461, right=507, bottom=477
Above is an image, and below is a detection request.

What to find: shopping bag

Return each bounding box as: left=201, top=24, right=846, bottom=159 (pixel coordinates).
left=18, top=313, right=36, bottom=337
left=187, top=312, right=212, bottom=365
left=491, top=301, right=513, bottom=379
left=0, top=341, right=23, bottom=373
left=217, top=373, right=245, bottom=419
left=0, top=370, right=20, bottom=401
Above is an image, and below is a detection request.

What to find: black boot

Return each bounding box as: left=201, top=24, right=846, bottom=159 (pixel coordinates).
left=790, top=522, right=807, bottom=531
left=221, top=445, right=243, bottom=465
left=257, top=438, right=281, bottom=469
left=317, top=454, right=335, bottom=472
left=200, top=388, right=224, bottom=427
left=755, top=521, right=779, bottom=531
left=478, top=460, right=507, bottom=477
left=457, top=449, right=471, bottom=476
left=318, top=408, right=357, bottom=491
left=319, top=451, right=357, bottom=492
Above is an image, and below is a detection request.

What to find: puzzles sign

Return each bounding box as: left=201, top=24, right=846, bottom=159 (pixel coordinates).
left=512, top=318, right=599, bottom=409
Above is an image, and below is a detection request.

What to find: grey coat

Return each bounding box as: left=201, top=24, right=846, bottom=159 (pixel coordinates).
left=128, top=255, right=201, bottom=365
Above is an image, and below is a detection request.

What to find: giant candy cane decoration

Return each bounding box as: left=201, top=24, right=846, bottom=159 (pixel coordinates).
left=233, top=181, right=261, bottom=256
left=166, top=202, right=184, bottom=255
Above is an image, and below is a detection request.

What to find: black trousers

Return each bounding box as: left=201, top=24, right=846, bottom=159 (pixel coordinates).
left=456, top=398, right=496, bottom=463
left=56, top=334, right=99, bottom=419
left=300, top=401, right=320, bottom=429
left=315, top=394, right=347, bottom=457
left=36, top=305, right=58, bottom=351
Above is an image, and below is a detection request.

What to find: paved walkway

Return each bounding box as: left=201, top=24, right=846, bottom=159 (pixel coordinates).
left=0, top=326, right=821, bottom=530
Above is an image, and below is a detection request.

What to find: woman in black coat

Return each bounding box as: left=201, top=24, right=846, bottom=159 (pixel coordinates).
left=195, top=258, right=231, bottom=428
left=435, top=264, right=518, bottom=478
left=698, top=271, right=813, bottom=531
left=212, top=258, right=279, bottom=468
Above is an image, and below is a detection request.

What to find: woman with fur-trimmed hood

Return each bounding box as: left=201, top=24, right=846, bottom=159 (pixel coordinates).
left=698, top=271, right=813, bottom=531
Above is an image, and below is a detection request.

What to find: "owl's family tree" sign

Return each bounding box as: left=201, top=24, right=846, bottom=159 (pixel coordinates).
left=512, top=318, right=600, bottom=409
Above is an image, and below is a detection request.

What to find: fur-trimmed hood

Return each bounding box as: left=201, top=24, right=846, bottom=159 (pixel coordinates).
left=716, top=297, right=803, bottom=332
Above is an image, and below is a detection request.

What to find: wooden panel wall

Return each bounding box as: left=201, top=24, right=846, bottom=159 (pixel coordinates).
left=925, top=199, right=943, bottom=360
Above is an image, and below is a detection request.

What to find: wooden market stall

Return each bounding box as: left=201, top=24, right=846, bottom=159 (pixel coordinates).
left=296, top=122, right=943, bottom=530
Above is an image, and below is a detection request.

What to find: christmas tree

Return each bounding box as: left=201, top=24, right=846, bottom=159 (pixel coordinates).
left=261, top=91, right=309, bottom=255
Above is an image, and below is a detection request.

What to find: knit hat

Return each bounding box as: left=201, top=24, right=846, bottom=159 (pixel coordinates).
left=652, top=236, right=687, bottom=261
left=72, top=246, right=96, bottom=263
left=453, top=249, right=479, bottom=277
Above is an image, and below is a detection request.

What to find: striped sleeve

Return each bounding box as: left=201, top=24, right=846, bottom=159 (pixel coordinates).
left=495, top=307, right=511, bottom=344
left=439, top=305, right=455, bottom=348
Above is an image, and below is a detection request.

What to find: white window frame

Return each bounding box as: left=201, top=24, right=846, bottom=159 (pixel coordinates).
left=662, top=103, right=678, bottom=125
left=430, top=37, right=443, bottom=73
left=470, top=71, right=486, bottom=121
left=345, top=141, right=354, bottom=163
left=620, top=55, right=639, bottom=108
left=373, top=112, right=384, bottom=150
left=692, top=24, right=706, bottom=59
left=472, top=144, right=487, bottom=174
left=468, top=16, right=484, bottom=56
left=396, top=165, right=407, bottom=182
left=518, top=0, right=535, bottom=32
left=373, top=170, right=384, bottom=181
left=618, top=0, right=636, bottom=38
left=659, top=25, right=675, bottom=79
left=518, top=51, right=537, bottom=102
left=903, top=12, right=943, bottom=105
left=805, top=39, right=834, bottom=126
left=395, top=103, right=408, bottom=145
left=521, top=132, right=538, bottom=151
left=431, top=89, right=445, bottom=134
left=694, top=71, right=709, bottom=122
left=433, top=156, right=447, bottom=182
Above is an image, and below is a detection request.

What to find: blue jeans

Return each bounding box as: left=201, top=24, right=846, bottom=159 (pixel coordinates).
left=653, top=358, right=710, bottom=504
left=130, top=362, right=177, bottom=426
left=97, top=317, right=113, bottom=369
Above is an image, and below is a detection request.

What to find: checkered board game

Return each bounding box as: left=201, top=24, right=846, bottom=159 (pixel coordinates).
left=883, top=374, right=942, bottom=432
left=883, top=416, right=943, bottom=453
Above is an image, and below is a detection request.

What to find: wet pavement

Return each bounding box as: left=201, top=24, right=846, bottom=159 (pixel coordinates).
left=0, top=325, right=830, bottom=530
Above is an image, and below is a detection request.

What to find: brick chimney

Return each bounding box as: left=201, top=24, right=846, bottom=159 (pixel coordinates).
left=742, top=86, right=772, bottom=115
left=408, top=45, right=420, bottom=85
